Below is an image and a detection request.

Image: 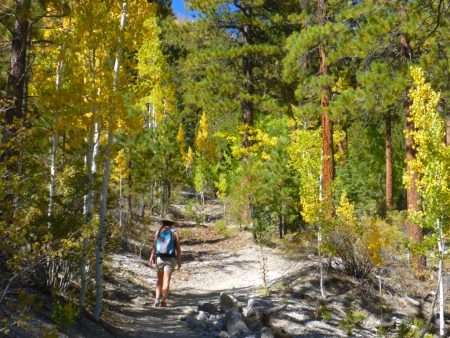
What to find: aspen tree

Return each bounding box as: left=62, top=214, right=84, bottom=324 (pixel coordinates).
left=407, top=67, right=448, bottom=336
left=94, top=0, right=128, bottom=320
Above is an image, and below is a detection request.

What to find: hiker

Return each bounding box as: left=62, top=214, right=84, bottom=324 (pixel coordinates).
left=147, top=214, right=182, bottom=307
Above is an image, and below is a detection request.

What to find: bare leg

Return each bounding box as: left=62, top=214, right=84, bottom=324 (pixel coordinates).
left=161, top=270, right=173, bottom=303
left=155, top=270, right=164, bottom=302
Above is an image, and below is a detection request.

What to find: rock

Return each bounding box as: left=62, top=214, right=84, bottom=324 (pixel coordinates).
left=197, top=311, right=210, bottom=321
left=225, top=309, right=249, bottom=336
left=186, top=316, right=207, bottom=331
left=245, top=298, right=287, bottom=331
left=218, top=331, right=230, bottom=338
left=220, top=292, right=240, bottom=313
left=261, top=327, right=274, bottom=338
left=246, top=298, right=274, bottom=317
left=181, top=306, right=197, bottom=315
left=213, top=315, right=226, bottom=332
left=199, top=301, right=219, bottom=314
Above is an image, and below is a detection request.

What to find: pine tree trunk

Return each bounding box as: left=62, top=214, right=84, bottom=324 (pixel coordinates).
left=94, top=0, right=128, bottom=320
left=404, top=97, right=425, bottom=270
left=318, top=173, right=326, bottom=299
left=1, top=1, right=29, bottom=221
left=317, top=0, right=334, bottom=216
left=385, top=116, right=393, bottom=212
left=2, top=1, right=29, bottom=147
left=400, top=30, right=424, bottom=270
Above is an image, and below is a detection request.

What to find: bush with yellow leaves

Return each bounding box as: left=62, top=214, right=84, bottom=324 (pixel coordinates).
left=323, top=194, right=403, bottom=279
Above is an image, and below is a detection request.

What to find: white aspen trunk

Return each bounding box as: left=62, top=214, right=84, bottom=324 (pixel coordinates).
left=94, top=0, right=128, bottom=320
left=47, top=45, right=65, bottom=227
left=80, top=119, right=98, bottom=311
left=119, top=176, right=123, bottom=229
left=80, top=46, right=100, bottom=311
left=437, top=219, right=445, bottom=337
left=150, top=103, right=156, bottom=129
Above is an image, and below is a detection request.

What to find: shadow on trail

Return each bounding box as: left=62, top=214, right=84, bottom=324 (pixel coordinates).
left=181, top=236, right=228, bottom=246
left=104, top=285, right=255, bottom=338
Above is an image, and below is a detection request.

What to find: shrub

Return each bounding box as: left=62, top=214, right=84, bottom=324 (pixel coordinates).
left=50, top=299, right=79, bottom=331
left=213, top=220, right=233, bottom=238
left=338, top=302, right=366, bottom=336
left=323, top=194, right=402, bottom=279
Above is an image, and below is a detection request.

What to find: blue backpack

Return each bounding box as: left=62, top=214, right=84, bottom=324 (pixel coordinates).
left=156, top=228, right=176, bottom=257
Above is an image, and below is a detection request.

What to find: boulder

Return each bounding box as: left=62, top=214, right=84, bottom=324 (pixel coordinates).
left=220, top=293, right=240, bottom=313
left=196, top=311, right=210, bottom=321
left=225, top=309, right=249, bottom=336
left=260, top=327, right=274, bottom=338
left=198, top=301, right=219, bottom=314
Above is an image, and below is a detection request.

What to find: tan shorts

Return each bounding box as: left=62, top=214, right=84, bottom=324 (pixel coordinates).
left=156, top=256, right=177, bottom=272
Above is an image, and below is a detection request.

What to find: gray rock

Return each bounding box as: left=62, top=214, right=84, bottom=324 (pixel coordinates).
left=186, top=316, right=207, bottom=331
left=213, top=316, right=226, bottom=332
left=181, top=306, right=197, bottom=315
left=225, top=309, right=249, bottom=336
left=197, top=311, right=210, bottom=322
left=261, top=327, right=274, bottom=338
left=220, top=292, right=240, bottom=313
left=246, top=298, right=274, bottom=317
left=199, top=301, right=219, bottom=314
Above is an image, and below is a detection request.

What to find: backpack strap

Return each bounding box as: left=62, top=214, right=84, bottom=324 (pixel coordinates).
left=153, top=226, right=164, bottom=247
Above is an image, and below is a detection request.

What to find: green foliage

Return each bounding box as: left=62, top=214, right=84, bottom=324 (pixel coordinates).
left=213, top=220, right=233, bottom=238
left=334, top=121, right=405, bottom=215
left=406, top=67, right=449, bottom=251
left=288, top=124, right=322, bottom=224
left=323, top=194, right=404, bottom=279
left=50, top=298, right=79, bottom=331
left=396, top=318, right=433, bottom=338
left=338, top=302, right=366, bottom=336
left=319, top=305, right=332, bottom=322
left=183, top=199, right=203, bottom=226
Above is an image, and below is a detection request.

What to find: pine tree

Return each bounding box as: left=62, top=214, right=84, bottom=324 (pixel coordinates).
left=283, top=0, right=358, bottom=215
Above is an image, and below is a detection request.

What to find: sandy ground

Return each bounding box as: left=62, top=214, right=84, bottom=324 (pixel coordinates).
left=100, top=227, right=312, bottom=337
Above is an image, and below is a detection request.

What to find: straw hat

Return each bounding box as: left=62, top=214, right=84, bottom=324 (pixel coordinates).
left=160, top=213, right=177, bottom=224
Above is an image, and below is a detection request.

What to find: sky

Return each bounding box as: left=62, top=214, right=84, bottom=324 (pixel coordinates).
left=172, top=0, right=198, bottom=20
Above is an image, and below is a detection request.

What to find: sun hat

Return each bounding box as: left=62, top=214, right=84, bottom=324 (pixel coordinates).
left=160, top=213, right=177, bottom=224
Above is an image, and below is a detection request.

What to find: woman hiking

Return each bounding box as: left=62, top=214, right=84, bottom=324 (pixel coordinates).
left=147, top=214, right=182, bottom=307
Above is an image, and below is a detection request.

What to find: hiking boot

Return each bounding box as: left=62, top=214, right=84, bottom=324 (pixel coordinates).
left=153, top=299, right=161, bottom=307
left=160, top=300, right=167, bottom=307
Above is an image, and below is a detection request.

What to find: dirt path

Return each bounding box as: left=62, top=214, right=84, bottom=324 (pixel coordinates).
left=100, top=224, right=308, bottom=337
left=84, top=218, right=436, bottom=338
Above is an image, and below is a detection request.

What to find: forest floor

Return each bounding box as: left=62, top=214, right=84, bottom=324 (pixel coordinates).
left=68, top=201, right=445, bottom=338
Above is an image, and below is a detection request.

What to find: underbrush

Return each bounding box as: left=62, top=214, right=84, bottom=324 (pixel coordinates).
left=212, top=220, right=234, bottom=238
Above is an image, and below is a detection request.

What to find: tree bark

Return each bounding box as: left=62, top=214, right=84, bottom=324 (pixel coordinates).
left=446, top=117, right=450, bottom=146
left=404, top=97, right=425, bottom=270
left=127, top=160, right=133, bottom=227
left=241, top=17, right=255, bottom=148
left=317, top=0, right=334, bottom=216
left=400, top=30, right=424, bottom=270
left=385, top=116, right=393, bottom=212
left=94, top=0, right=128, bottom=320
left=1, top=1, right=30, bottom=221
left=48, top=14, right=70, bottom=227
left=3, top=1, right=29, bottom=147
